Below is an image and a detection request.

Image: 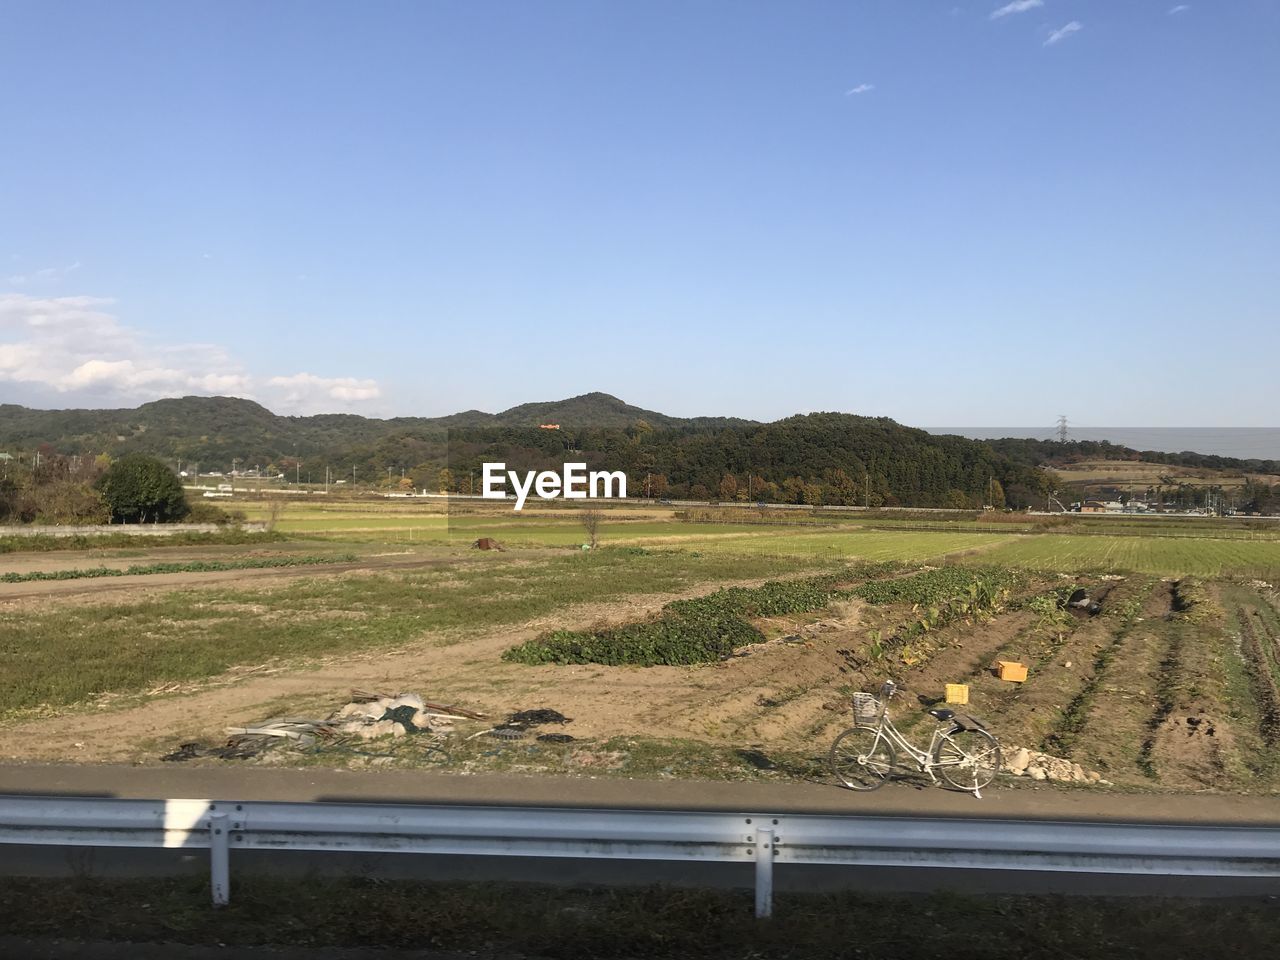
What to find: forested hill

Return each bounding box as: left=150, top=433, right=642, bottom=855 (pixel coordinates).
left=5, top=394, right=1271, bottom=510
left=0, top=393, right=749, bottom=461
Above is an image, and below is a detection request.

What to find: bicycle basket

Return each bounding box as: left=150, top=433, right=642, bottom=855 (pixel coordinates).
left=852, top=692, right=881, bottom=723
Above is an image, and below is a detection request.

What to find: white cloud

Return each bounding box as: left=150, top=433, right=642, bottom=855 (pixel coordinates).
left=1169, top=4, right=1190, bottom=13
left=267, top=373, right=381, bottom=407
left=0, top=292, right=380, bottom=414
left=844, top=83, right=875, bottom=96
left=1044, top=21, right=1083, bottom=45
left=990, top=0, right=1043, bottom=19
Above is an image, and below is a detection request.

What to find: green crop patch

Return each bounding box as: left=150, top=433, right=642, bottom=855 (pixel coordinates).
left=502, top=563, right=899, bottom=667
left=853, top=566, right=1023, bottom=607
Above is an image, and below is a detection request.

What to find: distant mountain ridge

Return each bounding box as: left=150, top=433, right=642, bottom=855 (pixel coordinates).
left=3, top=393, right=1274, bottom=511
left=0, top=392, right=753, bottom=461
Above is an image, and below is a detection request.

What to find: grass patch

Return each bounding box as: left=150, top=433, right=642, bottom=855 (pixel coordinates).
left=0, top=553, right=356, bottom=583
left=968, top=535, right=1280, bottom=578
left=0, top=548, right=824, bottom=722
left=0, top=529, right=288, bottom=554
left=3, top=876, right=1279, bottom=959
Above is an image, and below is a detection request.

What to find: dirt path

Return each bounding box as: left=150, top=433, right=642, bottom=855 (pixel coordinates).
left=0, top=575, right=819, bottom=764
left=0, top=551, right=541, bottom=606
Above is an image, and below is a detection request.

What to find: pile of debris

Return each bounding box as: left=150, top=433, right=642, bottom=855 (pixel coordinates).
left=162, top=689, right=486, bottom=763
left=473, top=708, right=575, bottom=743
left=329, top=690, right=485, bottom=740
left=1003, top=746, right=1110, bottom=785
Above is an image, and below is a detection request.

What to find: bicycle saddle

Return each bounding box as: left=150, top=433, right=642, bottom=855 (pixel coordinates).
left=928, top=708, right=956, bottom=721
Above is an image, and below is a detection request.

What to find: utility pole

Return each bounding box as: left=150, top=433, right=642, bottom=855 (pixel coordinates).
left=864, top=472, right=870, bottom=510
left=325, top=466, right=330, bottom=494
left=1056, top=416, right=1069, bottom=444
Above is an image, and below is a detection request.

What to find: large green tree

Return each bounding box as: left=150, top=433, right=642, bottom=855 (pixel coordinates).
left=96, top=454, right=189, bottom=523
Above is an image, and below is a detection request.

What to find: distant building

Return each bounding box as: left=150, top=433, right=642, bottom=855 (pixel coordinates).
left=539, top=424, right=561, bottom=430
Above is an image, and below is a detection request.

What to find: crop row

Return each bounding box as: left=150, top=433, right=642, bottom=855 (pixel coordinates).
left=852, top=566, right=1023, bottom=608
left=502, top=562, right=901, bottom=667
left=0, top=554, right=356, bottom=583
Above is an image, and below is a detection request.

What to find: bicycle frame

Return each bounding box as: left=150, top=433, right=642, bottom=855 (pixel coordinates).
left=841, top=682, right=1000, bottom=797
left=857, top=715, right=951, bottom=782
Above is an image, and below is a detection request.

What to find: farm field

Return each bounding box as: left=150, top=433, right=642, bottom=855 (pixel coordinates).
left=1049, top=458, right=1280, bottom=492
left=0, top=499, right=1277, bottom=798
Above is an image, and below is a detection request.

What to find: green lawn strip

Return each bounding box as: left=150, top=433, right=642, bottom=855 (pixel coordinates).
left=0, top=553, right=357, bottom=583
left=3, top=876, right=1278, bottom=959
left=659, top=529, right=1015, bottom=561
left=0, top=549, right=823, bottom=722
left=966, top=535, right=1280, bottom=578
left=0, top=530, right=289, bottom=554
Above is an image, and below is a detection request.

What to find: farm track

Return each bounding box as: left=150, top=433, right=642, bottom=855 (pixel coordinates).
left=1065, top=581, right=1173, bottom=783
left=968, top=578, right=1151, bottom=753
left=0, top=553, right=494, bottom=604
left=1139, top=582, right=1244, bottom=790
left=1235, top=603, right=1280, bottom=747
left=1041, top=580, right=1154, bottom=759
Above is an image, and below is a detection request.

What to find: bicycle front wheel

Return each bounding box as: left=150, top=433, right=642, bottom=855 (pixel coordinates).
left=830, top=726, right=896, bottom=791
left=933, top=728, right=1001, bottom=791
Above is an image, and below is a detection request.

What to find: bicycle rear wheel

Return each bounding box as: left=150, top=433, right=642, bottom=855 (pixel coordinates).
left=933, top=728, right=1001, bottom=791
left=829, top=726, right=895, bottom=790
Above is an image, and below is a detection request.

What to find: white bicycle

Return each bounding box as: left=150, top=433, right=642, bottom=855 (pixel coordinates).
left=829, top=681, right=1002, bottom=797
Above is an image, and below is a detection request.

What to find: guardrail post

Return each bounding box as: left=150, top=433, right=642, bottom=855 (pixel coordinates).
left=209, top=812, right=230, bottom=906
left=754, top=826, right=774, bottom=919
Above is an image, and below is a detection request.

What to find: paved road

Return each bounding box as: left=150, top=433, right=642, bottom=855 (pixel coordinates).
left=3, top=762, right=1278, bottom=825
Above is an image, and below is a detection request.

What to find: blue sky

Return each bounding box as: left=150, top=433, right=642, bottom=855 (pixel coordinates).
left=1, top=0, right=1277, bottom=425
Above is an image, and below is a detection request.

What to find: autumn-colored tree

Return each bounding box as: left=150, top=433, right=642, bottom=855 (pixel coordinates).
left=718, top=473, right=738, bottom=501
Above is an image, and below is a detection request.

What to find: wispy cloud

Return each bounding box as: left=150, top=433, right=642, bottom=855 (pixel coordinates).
left=1044, top=21, right=1083, bottom=45
left=0, top=293, right=381, bottom=413
left=5, top=261, right=81, bottom=285
left=844, top=83, right=874, bottom=96
left=1169, top=4, right=1190, bottom=13
left=267, top=373, right=381, bottom=406
left=990, top=0, right=1043, bottom=20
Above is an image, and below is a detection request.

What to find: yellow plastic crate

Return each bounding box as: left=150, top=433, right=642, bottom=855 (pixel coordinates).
left=945, top=683, right=969, bottom=705
left=997, top=660, right=1029, bottom=683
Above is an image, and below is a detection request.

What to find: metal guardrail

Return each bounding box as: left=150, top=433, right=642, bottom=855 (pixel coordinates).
left=3, top=797, right=1280, bottom=917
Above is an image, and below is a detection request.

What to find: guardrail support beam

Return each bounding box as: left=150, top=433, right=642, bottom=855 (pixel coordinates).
left=754, top=826, right=774, bottom=919
left=209, top=812, right=230, bottom=907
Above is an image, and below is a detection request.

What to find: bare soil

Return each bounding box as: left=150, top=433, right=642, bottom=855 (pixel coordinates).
left=0, top=575, right=843, bottom=764
left=0, top=548, right=513, bottom=607
left=1064, top=581, right=1171, bottom=783
left=965, top=579, right=1149, bottom=752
